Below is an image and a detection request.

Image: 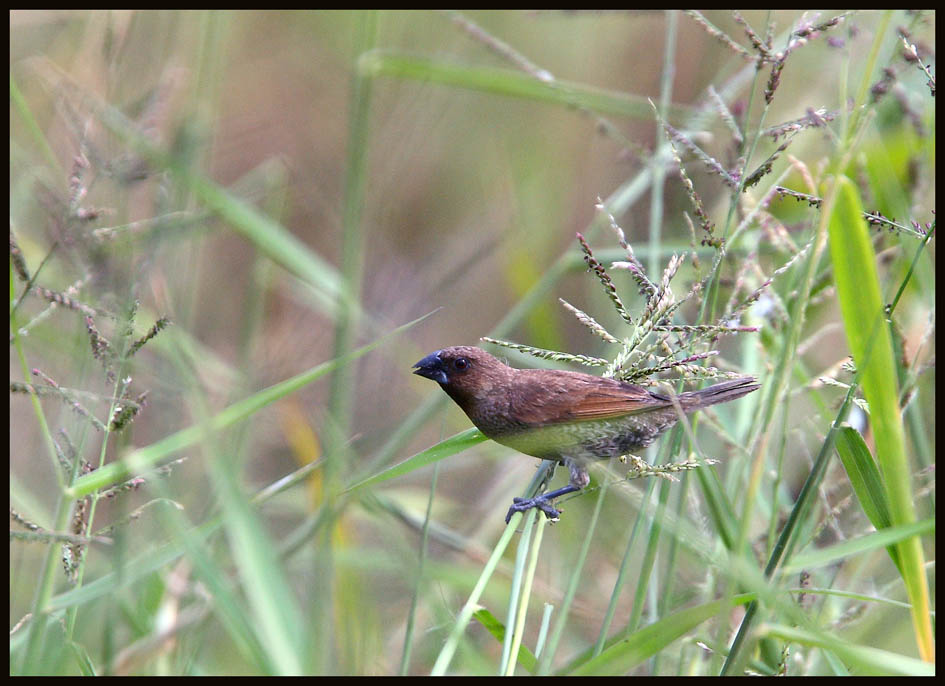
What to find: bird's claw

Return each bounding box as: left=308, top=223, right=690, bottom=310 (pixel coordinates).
left=505, top=495, right=561, bottom=524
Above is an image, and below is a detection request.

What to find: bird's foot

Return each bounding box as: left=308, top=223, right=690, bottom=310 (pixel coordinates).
left=505, top=484, right=581, bottom=524
left=505, top=495, right=561, bottom=524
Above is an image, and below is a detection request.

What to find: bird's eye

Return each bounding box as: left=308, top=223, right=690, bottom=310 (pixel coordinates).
left=453, top=357, right=469, bottom=371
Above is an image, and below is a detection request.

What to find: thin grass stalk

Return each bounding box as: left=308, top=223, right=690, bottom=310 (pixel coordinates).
left=651, top=471, right=688, bottom=674
left=430, top=460, right=554, bottom=675
left=592, top=478, right=656, bottom=657
left=668, top=43, right=774, bottom=655
left=499, top=509, right=537, bottom=674
left=721, top=377, right=856, bottom=674
left=534, top=603, right=555, bottom=659
left=696, top=10, right=777, bottom=331
left=648, top=10, right=678, bottom=278
left=627, top=470, right=671, bottom=636
left=504, top=513, right=546, bottom=675
left=208, top=436, right=308, bottom=674
left=322, top=24, right=380, bottom=666
left=192, top=11, right=228, bottom=135
left=63, top=313, right=136, bottom=641
left=165, top=330, right=297, bottom=673
left=898, top=229, right=935, bottom=479
left=717, top=186, right=833, bottom=672
left=19, top=496, right=72, bottom=674
left=429, top=515, right=519, bottom=675
left=535, top=478, right=610, bottom=675
left=148, top=472, right=274, bottom=672
left=12, top=312, right=76, bottom=672
left=95, top=328, right=280, bottom=673
left=327, top=10, right=378, bottom=463
left=765, top=394, right=791, bottom=555
left=846, top=11, right=893, bottom=142
left=399, top=461, right=440, bottom=675
left=174, top=12, right=228, bottom=334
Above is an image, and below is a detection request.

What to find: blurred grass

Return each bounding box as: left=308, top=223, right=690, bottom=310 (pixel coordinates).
left=10, top=9, right=934, bottom=676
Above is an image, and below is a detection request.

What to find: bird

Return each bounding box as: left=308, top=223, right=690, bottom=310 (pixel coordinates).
left=412, top=346, right=759, bottom=523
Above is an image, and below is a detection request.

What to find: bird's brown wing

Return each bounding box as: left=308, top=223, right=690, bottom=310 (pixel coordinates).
left=511, top=370, right=670, bottom=427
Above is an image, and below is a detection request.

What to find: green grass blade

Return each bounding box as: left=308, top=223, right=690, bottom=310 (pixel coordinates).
left=784, top=518, right=933, bottom=573
left=46, top=512, right=221, bottom=612
left=835, top=425, right=900, bottom=570
left=505, top=514, right=546, bottom=675
left=151, top=499, right=274, bottom=672
left=344, top=428, right=486, bottom=493
left=66, top=312, right=433, bottom=498
left=563, top=594, right=755, bottom=676
left=825, top=175, right=933, bottom=661
left=430, top=520, right=519, bottom=675
left=535, top=479, right=610, bottom=675
left=760, top=624, right=934, bottom=676
left=211, top=454, right=309, bottom=674
left=327, top=9, right=378, bottom=458
left=358, top=50, right=693, bottom=121
left=500, top=509, right=536, bottom=675
left=430, top=461, right=555, bottom=675
left=473, top=607, right=538, bottom=673
left=399, top=461, right=440, bottom=675
left=835, top=426, right=893, bottom=530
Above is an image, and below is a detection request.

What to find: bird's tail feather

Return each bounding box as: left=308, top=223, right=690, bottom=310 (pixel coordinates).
left=681, top=377, right=759, bottom=409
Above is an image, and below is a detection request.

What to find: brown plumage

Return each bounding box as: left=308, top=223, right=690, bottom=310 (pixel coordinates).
left=413, top=346, right=759, bottom=522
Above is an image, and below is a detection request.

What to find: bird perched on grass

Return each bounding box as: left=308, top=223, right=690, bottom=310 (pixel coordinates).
left=413, top=346, right=759, bottom=523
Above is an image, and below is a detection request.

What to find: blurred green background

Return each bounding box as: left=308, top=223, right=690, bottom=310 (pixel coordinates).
left=10, top=10, right=934, bottom=675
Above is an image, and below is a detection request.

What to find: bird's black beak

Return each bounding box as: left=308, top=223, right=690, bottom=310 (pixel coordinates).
left=413, top=350, right=449, bottom=385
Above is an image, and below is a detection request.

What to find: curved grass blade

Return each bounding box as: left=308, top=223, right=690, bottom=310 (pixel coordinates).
left=835, top=425, right=900, bottom=571
left=784, top=518, right=932, bottom=573
left=344, top=428, right=485, bottom=493
left=359, top=50, right=692, bottom=121
left=473, top=607, right=538, bottom=673
left=760, top=624, right=934, bottom=676
left=563, top=594, right=755, bottom=676
left=65, top=311, right=435, bottom=499
left=826, top=175, right=932, bottom=661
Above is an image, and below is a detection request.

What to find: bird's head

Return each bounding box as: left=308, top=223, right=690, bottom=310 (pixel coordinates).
left=412, top=346, right=512, bottom=408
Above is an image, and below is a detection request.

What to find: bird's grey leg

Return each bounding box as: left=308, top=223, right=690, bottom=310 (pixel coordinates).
left=505, top=458, right=590, bottom=523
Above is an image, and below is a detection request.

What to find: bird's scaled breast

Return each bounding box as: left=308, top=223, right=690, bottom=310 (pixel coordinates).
left=489, top=408, right=681, bottom=462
